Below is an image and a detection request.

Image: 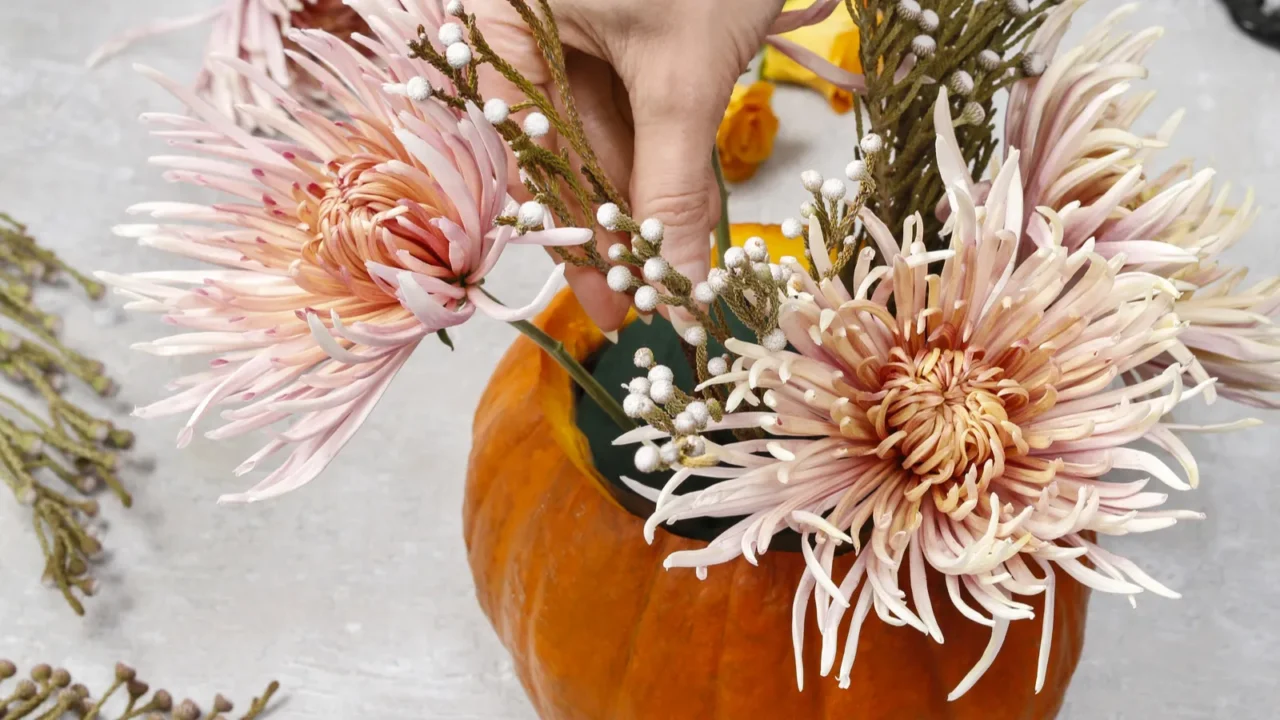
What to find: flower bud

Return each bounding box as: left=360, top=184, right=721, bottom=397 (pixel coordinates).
left=896, top=0, right=921, bottom=20
left=859, top=133, right=884, bottom=155
left=744, top=236, right=768, bottom=262
left=919, top=9, right=939, bottom=31
left=978, top=49, right=1003, bottom=71
left=949, top=70, right=975, bottom=96
left=659, top=442, right=679, bottom=465
left=634, top=347, right=655, bottom=368
left=686, top=401, right=710, bottom=428
left=708, top=268, right=730, bottom=292
left=607, top=243, right=627, bottom=261
left=911, top=35, right=936, bottom=58
left=674, top=412, right=698, bottom=435
left=845, top=159, right=869, bottom=181
left=693, top=282, right=717, bottom=304
left=1021, top=52, right=1046, bottom=77
left=648, top=365, right=675, bottom=385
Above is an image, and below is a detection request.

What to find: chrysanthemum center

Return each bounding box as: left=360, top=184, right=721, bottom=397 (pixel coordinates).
left=872, top=347, right=1025, bottom=484
left=293, top=156, right=450, bottom=303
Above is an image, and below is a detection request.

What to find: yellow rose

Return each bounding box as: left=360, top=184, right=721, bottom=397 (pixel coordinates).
left=762, top=1, right=863, bottom=114
left=716, top=81, right=779, bottom=183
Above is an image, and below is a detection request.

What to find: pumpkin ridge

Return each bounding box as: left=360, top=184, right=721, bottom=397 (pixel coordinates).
left=607, top=534, right=673, bottom=718
left=708, top=559, right=743, bottom=720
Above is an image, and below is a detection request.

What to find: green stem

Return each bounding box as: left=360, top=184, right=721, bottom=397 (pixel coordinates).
left=712, top=149, right=733, bottom=267
left=509, top=320, right=635, bottom=432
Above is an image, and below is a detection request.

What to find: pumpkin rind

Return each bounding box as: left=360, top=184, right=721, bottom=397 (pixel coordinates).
left=465, top=291, right=1089, bottom=720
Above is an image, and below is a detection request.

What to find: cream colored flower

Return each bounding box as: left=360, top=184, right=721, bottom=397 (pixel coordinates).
left=619, top=94, right=1210, bottom=700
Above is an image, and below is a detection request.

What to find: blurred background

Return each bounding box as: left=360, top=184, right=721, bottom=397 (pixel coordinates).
left=1, top=0, right=1278, bottom=716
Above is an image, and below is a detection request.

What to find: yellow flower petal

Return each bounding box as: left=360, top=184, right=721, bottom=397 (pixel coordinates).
left=761, top=5, right=863, bottom=115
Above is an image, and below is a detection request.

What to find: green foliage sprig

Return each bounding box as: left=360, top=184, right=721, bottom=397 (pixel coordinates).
left=0, top=216, right=132, bottom=615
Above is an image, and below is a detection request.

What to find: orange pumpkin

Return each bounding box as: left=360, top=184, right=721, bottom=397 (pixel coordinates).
left=465, top=291, right=1089, bottom=719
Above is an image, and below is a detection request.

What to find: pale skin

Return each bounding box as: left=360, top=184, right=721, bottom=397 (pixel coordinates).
left=472, top=0, right=786, bottom=331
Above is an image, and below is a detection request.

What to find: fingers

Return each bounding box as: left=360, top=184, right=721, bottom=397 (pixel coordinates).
left=625, top=65, right=725, bottom=292
left=554, top=52, right=636, bottom=331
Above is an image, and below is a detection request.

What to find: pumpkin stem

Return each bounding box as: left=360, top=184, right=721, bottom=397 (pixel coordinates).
left=510, top=319, right=636, bottom=431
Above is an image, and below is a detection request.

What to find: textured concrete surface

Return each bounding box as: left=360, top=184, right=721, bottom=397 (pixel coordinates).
left=1, top=0, right=1278, bottom=717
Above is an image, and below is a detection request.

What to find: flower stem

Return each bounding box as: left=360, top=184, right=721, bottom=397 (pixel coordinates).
left=509, top=320, right=635, bottom=431
left=713, top=149, right=733, bottom=267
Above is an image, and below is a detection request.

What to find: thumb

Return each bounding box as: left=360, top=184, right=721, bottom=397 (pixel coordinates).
left=626, top=69, right=727, bottom=295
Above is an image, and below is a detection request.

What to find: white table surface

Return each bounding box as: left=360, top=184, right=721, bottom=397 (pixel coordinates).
left=2, top=0, right=1279, bottom=717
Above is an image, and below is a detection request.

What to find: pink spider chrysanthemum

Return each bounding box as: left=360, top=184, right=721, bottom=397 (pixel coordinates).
left=98, top=21, right=590, bottom=504
left=89, top=0, right=380, bottom=131
left=1003, top=1, right=1278, bottom=406
left=617, top=95, right=1212, bottom=700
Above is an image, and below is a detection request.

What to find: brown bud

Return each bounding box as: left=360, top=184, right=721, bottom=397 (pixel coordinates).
left=0, top=659, right=15, bottom=679
left=127, top=679, right=150, bottom=698
left=70, top=683, right=90, bottom=699
left=30, top=663, right=51, bottom=682
left=174, top=698, right=202, bottom=720
left=152, top=689, right=173, bottom=711
left=213, top=694, right=233, bottom=713
left=115, top=663, right=137, bottom=682
left=51, top=668, right=71, bottom=687
left=15, top=679, right=38, bottom=700
left=67, top=556, right=88, bottom=577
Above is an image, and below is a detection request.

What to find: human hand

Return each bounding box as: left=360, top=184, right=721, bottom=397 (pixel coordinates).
left=471, top=0, right=786, bottom=331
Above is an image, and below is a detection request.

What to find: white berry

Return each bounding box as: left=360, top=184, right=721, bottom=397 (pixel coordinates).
left=762, top=328, right=787, bottom=351
left=445, top=42, right=472, bottom=68
left=607, top=243, right=627, bottom=261
left=596, top=203, right=621, bottom=230
left=639, top=218, right=664, bottom=243
left=781, top=218, right=803, bottom=239
left=624, top=393, right=655, bottom=419
left=821, top=178, right=847, bottom=202
left=706, top=353, right=727, bottom=376
left=648, top=364, right=675, bottom=385
left=523, top=112, right=550, bottom=138
left=686, top=401, right=710, bottom=428
left=693, top=281, right=717, bottom=304
left=405, top=76, right=432, bottom=101
left=642, top=257, right=669, bottom=283
left=707, top=357, right=728, bottom=376
left=634, top=285, right=659, bottom=312
left=517, top=201, right=544, bottom=227
left=683, top=325, right=707, bottom=347
left=707, top=268, right=730, bottom=293
left=860, top=133, right=884, bottom=155
left=744, top=236, right=768, bottom=262
left=724, top=247, right=748, bottom=269
left=650, top=379, right=675, bottom=404
left=634, top=347, right=655, bottom=368
left=606, top=265, right=633, bottom=292
left=846, top=160, right=869, bottom=181
left=634, top=445, right=661, bottom=472
left=674, top=412, right=698, bottom=435
left=438, top=23, right=464, bottom=46
left=800, top=170, right=823, bottom=192
left=919, top=9, right=939, bottom=31
left=659, top=442, right=679, bottom=465
left=628, top=377, right=652, bottom=396
left=483, top=98, right=509, bottom=124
